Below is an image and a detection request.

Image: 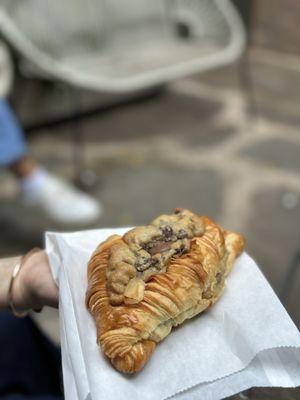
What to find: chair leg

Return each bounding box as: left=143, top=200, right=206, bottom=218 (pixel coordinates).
left=237, top=50, right=260, bottom=122
left=68, top=88, right=97, bottom=191
left=280, top=250, right=300, bottom=303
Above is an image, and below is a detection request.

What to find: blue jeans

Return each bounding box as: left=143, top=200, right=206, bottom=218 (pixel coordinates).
left=0, top=311, right=62, bottom=400
left=0, top=99, right=28, bottom=167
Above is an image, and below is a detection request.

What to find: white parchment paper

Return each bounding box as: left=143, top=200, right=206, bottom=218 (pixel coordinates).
left=46, top=228, right=300, bottom=400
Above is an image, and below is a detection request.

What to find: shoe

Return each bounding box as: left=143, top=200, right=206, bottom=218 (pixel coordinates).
left=22, top=172, right=102, bottom=224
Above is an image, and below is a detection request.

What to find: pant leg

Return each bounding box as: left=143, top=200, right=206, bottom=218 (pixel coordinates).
left=0, top=99, right=28, bottom=166
left=0, top=311, right=62, bottom=399
left=3, top=395, right=60, bottom=400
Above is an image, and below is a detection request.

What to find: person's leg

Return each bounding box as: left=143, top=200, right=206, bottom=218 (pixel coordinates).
left=9, top=156, right=37, bottom=178
left=0, top=99, right=29, bottom=168
left=0, top=99, right=42, bottom=179
left=0, top=99, right=102, bottom=224
left=0, top=310, right=62, bottom=399
left=3, top=396, right=60, bottom=400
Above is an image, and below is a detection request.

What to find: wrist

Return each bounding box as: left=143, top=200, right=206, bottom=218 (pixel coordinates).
left=0, top=256, right=22, bottom=309
left=12, top=249, right=43, bottom=311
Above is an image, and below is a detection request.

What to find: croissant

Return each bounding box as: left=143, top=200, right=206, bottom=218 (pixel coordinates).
left=86, top=209, right=244, bottom=373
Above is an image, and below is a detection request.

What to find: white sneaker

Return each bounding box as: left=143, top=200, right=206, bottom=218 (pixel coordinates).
left=21, top=171, right=102, bottom=224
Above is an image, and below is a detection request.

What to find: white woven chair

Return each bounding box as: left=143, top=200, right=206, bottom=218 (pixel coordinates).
left=0, top=39, right=13, bottom=98
left=0, top=0, right=246, bottom=188
left=0, top=0, right=245, bottom=93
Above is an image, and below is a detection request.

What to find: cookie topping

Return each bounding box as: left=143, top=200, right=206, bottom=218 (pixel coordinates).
left=106, top=209, right=205, bottom=305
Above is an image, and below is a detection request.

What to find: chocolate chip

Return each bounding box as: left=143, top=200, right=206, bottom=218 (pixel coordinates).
left=150, top=258, right=159, bottom=267
left=175, top=244, right=186, bottom=256
left=148, top=242, right=171, bottom=256
left=141, top=242, right=153, bottom=253
left=140, top=243, right=148, bottom=250
left=177, top=229, right=187, bottom=239
left=216, top=272, right=222, bottom=283
left=161, top=225, right=173, bottom=239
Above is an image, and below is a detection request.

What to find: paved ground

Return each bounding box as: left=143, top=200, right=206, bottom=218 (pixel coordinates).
left=1, top=48, right=300, bottom=398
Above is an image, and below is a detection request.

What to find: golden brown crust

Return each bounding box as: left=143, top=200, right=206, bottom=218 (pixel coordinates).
left=86, top=211, right=244, bottom=374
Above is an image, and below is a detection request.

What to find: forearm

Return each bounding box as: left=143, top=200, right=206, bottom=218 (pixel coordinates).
left=0, top=256, right=21, bottom=309
left=0, top=251, right=58, bottom=312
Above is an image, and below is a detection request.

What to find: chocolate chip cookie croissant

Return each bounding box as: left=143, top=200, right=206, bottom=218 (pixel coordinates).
left=86, top=209, right=244, bottom=373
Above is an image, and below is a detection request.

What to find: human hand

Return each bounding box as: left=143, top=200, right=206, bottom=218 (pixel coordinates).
left=12, top=249, right=58, bottom=311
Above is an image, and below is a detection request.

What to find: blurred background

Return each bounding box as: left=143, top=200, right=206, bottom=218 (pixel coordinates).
left=0, top=1, right=300, bottom=396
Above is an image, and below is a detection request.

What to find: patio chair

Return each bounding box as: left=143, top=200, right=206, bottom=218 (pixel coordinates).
left=0, top=0, right=245, bottom=92
left=0, top=0, right=246, bottom=186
